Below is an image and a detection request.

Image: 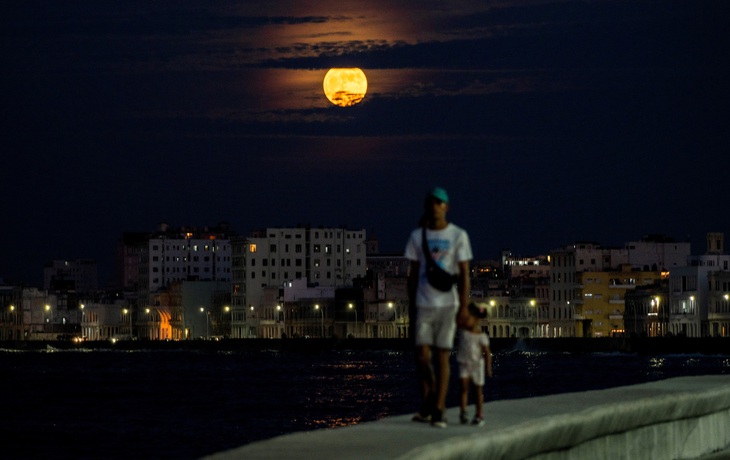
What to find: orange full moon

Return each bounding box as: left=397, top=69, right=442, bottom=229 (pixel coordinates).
left=323, top=68, right=368, bottom=107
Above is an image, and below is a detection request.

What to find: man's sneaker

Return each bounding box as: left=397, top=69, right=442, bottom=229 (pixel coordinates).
left=459, top=412, right=469, bottom=424
left=471, top=416, right=485, bottom=427
left=431, top=409, right=447, bottom=428
left=411, top=411, right=431, bottom=423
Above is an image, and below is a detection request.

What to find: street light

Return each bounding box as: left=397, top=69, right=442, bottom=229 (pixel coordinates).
left=387, top=302, right=395, bottom=320
left=314, top=304, right=324, bottom=337
left=277, top=304, right=285, bottom=338
left=348, top=303, right=357, bottom=337
left=123, top=308, right=131, bottom=337
left=80, top=304, right=86, bottom=340
left=200, top=307, right=210, bottom=339
left=387, top=302, right=398, bottom=338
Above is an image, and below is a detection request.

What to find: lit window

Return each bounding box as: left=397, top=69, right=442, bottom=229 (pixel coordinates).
left=250, top=244, right=257, bottom=253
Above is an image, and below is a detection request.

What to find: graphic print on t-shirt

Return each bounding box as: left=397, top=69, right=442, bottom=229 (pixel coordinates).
left=428, top=238, right=451, bottom=268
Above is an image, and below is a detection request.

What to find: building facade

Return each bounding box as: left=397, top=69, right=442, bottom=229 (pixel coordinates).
left=230, top=226, right=367, bottom=339
left=668, top=234, right=730, bottom=337
left=43, top=259, right=98, bottom=294
left=576, top=267, right=664, bottom=337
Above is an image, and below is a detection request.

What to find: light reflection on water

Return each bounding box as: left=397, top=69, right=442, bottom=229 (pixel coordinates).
left=2, top=348, right=729, bottom=459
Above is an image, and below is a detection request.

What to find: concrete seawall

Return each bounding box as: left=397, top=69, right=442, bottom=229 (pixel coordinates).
left=206, top=375, right=730, bottom=460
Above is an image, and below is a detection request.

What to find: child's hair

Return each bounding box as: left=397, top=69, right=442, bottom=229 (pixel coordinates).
left=468, top=302, right=488, bottom=319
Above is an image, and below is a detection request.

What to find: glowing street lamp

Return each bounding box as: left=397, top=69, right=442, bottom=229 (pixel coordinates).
left=123, top=308, right=131, bottom=336
left=200, top=307, right=210, bottom=339
left=387, top=302, right=395, bottom=320
left=44, top=304, right=52, bottom=336
left=276, top=304, right=285, bottom=338
left=80, top=304, right=86, bottom=339
left=348, top=303, right=357, bottom=337
left=314, top=304, right=324, bottom=337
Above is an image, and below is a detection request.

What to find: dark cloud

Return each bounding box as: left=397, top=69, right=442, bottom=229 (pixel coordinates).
left=2, top=0, right=729, bottom=285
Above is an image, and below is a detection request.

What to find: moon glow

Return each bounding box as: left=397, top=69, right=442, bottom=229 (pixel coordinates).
left=323, top=68, right=368, bottom=107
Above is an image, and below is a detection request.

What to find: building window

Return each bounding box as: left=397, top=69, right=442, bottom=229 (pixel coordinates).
left=249, top=244, right=257, bottom=253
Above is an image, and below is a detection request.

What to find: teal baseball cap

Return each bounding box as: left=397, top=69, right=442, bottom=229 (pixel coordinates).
left=429, top=187, right=449, bottom=204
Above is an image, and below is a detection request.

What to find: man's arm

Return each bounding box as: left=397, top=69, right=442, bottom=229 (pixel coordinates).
left=456, top=260, right=470, bottom=328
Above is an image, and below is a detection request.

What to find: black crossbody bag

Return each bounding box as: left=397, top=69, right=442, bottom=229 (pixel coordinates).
left=421, top=227, right=458, bottom=292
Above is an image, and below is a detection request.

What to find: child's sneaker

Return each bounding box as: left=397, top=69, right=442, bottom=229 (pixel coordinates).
left=459, top=411, right=469, bottom=424
left=431, top=409, right=447, bottom=428
left=471, top=416, right=485, bottom=427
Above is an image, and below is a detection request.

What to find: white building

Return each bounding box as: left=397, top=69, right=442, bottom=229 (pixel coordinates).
left=669, top=233, right=730, bottom=337
left=231, top=226, right=367, bottom=339
left=147, top=236, right=231, bottom=293
left=625, top=235, right=691, bottom=271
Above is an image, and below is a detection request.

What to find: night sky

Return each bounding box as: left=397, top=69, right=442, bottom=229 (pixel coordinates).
left=2, top=0, right=729, bottom=286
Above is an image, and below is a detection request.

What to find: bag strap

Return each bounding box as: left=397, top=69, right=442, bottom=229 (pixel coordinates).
left=421, top=227, right=434, bottom=264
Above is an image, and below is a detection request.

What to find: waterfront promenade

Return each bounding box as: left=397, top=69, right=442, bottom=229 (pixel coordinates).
left=206, top=375, right=730, bottom=460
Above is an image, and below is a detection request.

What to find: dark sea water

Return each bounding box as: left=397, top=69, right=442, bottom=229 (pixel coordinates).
left=2, top=346, right=729, bottom=459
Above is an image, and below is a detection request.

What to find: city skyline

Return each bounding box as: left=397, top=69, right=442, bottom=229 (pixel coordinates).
left=4, top=221, right=721, bottom=289
left=3, top=0, right=729, bottom=286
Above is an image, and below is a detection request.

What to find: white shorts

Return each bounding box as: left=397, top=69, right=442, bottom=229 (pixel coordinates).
left=459, top=358, right=485, bottom=386
left=415, top=305, right=458, bottom=350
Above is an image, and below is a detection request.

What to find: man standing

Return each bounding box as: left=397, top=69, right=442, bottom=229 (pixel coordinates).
left=405, top=187, right=473, bottom=428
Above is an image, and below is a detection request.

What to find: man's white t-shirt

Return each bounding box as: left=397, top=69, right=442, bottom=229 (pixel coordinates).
left=404, top=223, right=473, bottom=308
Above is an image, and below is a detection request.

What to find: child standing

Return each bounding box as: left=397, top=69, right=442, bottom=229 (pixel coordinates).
left=457, top=303, right=492, bottom=426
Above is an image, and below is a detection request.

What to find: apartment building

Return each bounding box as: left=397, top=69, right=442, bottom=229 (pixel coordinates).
left=117, top=223, right=234, bottom=295
left=43, top=259, right=98, bottom=294
left=549, top=236, right=690, bottom=337
left=576, top=267, right=663, bottom=337
left=230, top=226, right=367, bottom=339
left=668, top=233, right=730, bottom=337
left=707, top=270, right=730, bottom=337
